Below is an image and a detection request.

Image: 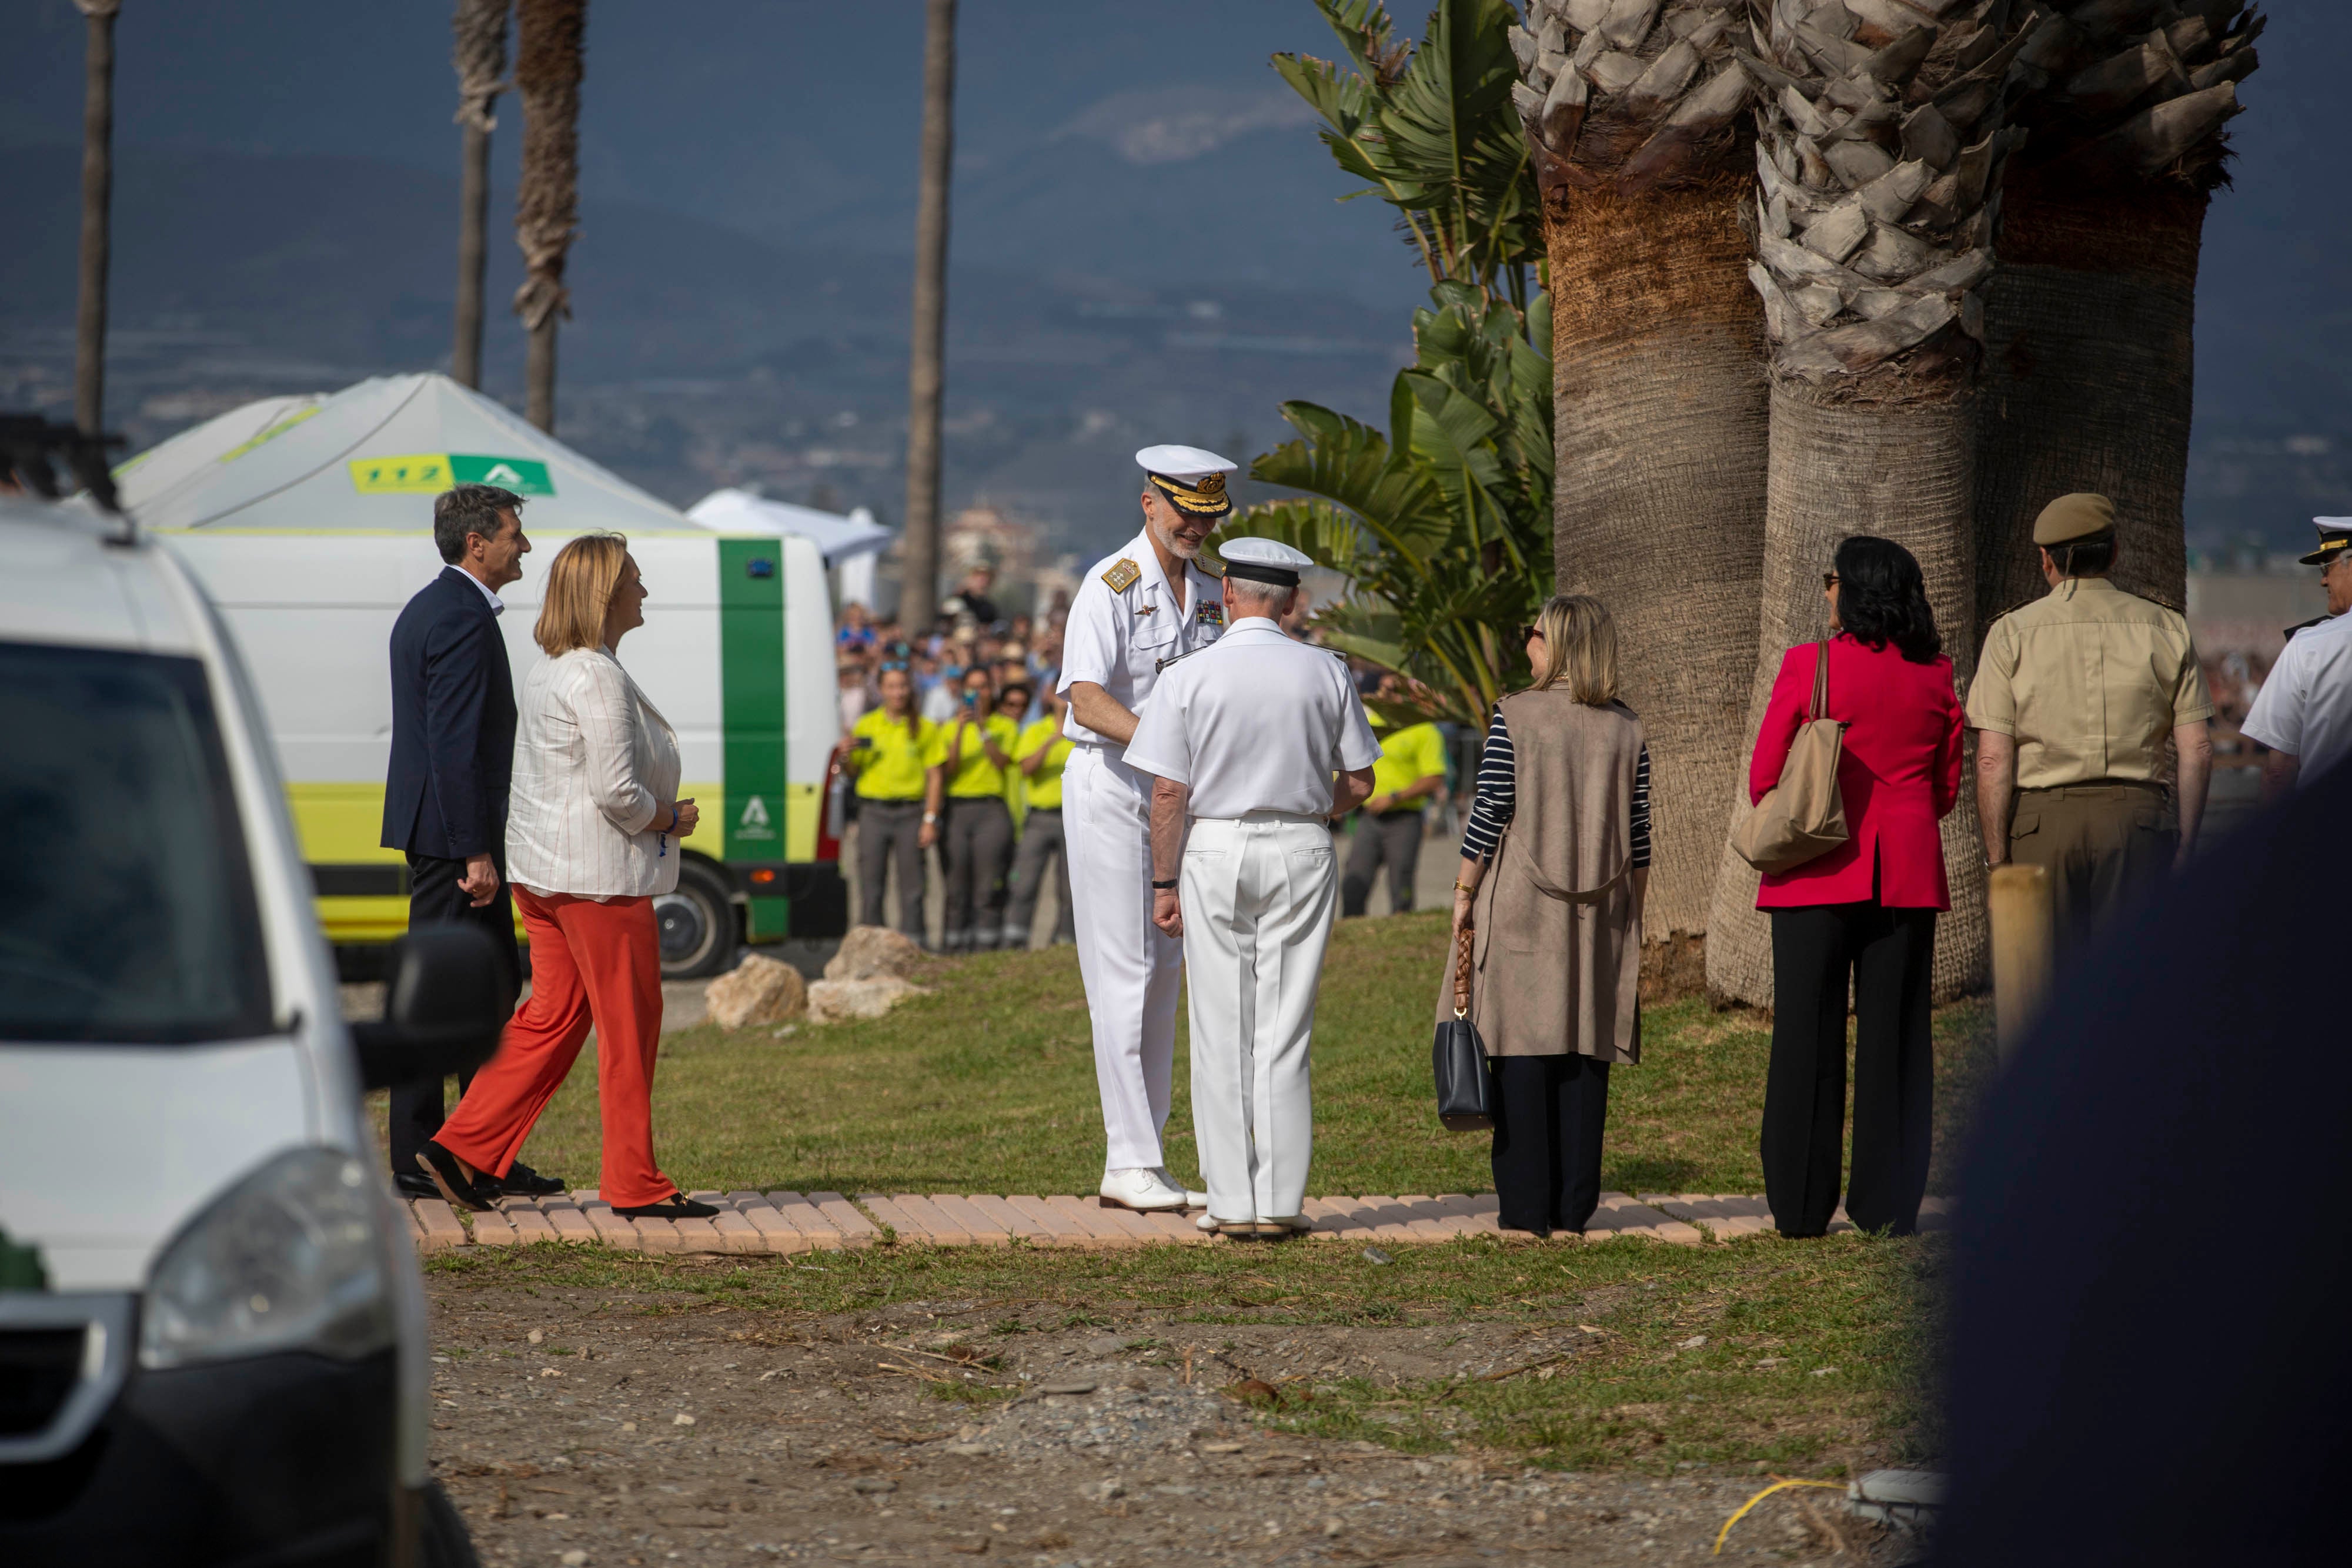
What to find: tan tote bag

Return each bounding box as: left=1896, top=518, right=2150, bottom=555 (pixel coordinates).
left=1730, top=639, right=1849, bottom=873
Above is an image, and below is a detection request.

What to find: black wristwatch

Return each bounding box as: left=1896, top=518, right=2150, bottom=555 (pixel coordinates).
left=1151, top=878, right=1178, bottom=890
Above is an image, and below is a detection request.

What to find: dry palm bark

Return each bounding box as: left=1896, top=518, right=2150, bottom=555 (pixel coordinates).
left=1973, top=1, right=2257, bottom=638
left=1706, top=0, right=2044, bottom=1006
left=513, top=0, right=584, bottom=433
left=1508, top=0, right=1765, bottom=949
left=450, top=0, right=510, bottom=391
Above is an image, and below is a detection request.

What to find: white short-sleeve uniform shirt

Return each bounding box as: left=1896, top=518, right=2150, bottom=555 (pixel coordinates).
left=1124, top=618, right=1382, bottom=818
left=2242, top=612, right=2352, bottom=787
left=1056, top=530, right=1228, bottom=750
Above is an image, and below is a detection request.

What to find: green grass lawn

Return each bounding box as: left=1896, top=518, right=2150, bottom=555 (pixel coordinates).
left=469, top=910, right=1994, bottom=1202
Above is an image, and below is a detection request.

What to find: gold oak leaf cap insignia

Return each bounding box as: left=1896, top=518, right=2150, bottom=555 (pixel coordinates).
left=1137, top=443, right=1238, bottom=517
left=2298, top=517, right=2352, bottom=567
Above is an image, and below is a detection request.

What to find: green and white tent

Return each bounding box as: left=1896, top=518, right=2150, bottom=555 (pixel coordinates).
left=117, top=372, right=690, bottom=534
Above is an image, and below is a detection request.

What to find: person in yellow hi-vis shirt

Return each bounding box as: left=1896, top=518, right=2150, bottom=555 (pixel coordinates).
left=1005, top=681, right=1078, bottom=950
left=940, top=665, right=1021, bottom=951
left=1342, top=670, right=1448, bottom=918
left=846, top=661, right=945, bottom=944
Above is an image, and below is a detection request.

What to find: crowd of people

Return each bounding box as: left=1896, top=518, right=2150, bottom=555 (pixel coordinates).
left=829, top=563, right=1464, bottom=950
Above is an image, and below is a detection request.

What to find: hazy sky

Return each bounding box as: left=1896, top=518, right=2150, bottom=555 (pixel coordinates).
left=4, top=1, right=2343, bottom=491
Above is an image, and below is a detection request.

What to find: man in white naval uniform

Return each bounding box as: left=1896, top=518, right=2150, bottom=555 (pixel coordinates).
left=1125, top=537, right=1379, bottom=1238
left=1057, top=445, right=1235, bottom=1213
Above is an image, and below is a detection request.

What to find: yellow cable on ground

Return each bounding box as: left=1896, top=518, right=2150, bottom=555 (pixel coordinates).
left=1713, top=1477, right=1850, bottom=1554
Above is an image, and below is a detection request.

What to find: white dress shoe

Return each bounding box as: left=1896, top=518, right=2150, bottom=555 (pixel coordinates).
left=1098, top=1168, right=1191, bottom=1212
left=1154, top=1169, right=1210, bottom=1209
left=1197, top=1212, right=1263, bottom=1236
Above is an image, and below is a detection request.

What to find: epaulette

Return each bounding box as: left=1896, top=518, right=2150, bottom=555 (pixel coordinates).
left=2284, top=614, right=2331, bottom=643
left=1154, top=646, right=1206, bottom=674
left=1101, top=557, right=1141, bottom=593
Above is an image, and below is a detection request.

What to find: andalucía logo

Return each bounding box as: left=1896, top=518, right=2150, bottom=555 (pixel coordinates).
left=347, top=454, right=556, bottom=496
left=737, top=795, right=776, bottom=840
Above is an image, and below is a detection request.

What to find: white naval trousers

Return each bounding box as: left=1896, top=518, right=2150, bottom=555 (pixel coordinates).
left=1064, top=744, right=1184, bottom=1173
left=1180, top=812, right=1338, bottom=1222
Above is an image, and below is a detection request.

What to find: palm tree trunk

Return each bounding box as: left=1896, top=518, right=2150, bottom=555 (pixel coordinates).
left=1974, top=4, right=2257, bottom=638
left=72, top=0, right=121, bottom=437
left=1705, top=1, right=2046, bottom=1007
left=513, top=0, right=584, bottom=434
left=1513, top=1, right=1764, bottom=951
left=899, top=0, right=957, bottom=633
left=450, top=0, right=510, bottom=391
left=1974, top=179, right=2206, bottom=631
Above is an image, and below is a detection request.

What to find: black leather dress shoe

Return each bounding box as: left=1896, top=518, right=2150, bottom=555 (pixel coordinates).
left=415, top=1142, right=497, bottom=1212
left=393, top=1171, right=440, bottom=1202
left=496, top=1161, right=566, bottom=1197
left=610, top=1194, right=719, bottom=1221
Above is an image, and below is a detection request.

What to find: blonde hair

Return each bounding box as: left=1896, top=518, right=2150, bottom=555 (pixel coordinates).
left=1528, top=593, right=1618, bottom=706
left=533, top=533, right=630, bottom=656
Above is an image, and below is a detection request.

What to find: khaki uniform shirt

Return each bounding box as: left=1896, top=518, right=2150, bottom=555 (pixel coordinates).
left=1966, top=579, right=2213, bottom=790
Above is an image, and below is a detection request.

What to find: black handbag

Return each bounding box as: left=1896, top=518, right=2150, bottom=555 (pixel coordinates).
left=1433, top=925, right=1494, bottom=1131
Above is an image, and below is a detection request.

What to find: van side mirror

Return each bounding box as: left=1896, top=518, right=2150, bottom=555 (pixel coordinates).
left=351, top=924, right=509, bottom=1091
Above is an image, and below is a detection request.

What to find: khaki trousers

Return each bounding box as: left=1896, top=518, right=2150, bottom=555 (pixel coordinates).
left=2009, top=782, right=2174, bottom=957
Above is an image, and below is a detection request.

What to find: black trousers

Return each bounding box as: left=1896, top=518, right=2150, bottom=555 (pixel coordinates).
left=1341, top=808, right=1425, bottom=917
left=941, top=796, right=1014, bottom=942
left=1004, top=807, right=1075, bottom=948
left=1489, top=1054, right=1611, bottom=1236
left=854, top=800, right=928, bottom=940
left=387, top=848, right=522, bottom=1178
left=1763, top=902, right=1936, bottom=1236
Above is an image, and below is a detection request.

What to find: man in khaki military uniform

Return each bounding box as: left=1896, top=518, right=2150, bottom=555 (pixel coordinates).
left=1968, top=492, right=2216, bottom=954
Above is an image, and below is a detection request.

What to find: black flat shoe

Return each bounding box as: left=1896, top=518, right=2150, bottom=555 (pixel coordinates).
left=610, top=1194, right=719, bottom=1221
left=415, top=1142, right=497, bottom=1212
left=496, top=1161, right=566, bottom=1197
left=393, top=1171, right=440, bottom=1202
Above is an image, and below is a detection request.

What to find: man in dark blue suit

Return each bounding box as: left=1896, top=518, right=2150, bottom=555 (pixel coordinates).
left=382, top=483, right=558, bottom=1198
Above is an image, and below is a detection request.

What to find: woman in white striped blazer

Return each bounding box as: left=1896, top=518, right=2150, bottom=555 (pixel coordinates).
left=421, top=533, right=716, bottom=1222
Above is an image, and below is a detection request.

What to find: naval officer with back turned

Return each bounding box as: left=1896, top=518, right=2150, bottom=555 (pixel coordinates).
left=1125, top=536, right=1380, bottom=1238
left=1056, top=446, right=1234, bottom=1213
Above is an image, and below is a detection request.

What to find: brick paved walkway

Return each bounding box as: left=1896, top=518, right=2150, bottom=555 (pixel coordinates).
left=403, top=1189, right=1953, bottom=1255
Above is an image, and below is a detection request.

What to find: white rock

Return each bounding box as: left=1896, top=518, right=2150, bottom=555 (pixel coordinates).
left=705, top=954, right=808, bottom=1030
left=824, top=924, right=927, bottom=981
left=806, top=974, right=925, bottom=1024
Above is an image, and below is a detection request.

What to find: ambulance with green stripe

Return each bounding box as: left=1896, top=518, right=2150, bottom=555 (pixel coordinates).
left=120, top=373, right=850, bottom=975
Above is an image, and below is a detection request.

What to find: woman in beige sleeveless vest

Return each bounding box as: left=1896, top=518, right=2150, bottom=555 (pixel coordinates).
left=1444, top=596, right=1649, bottom=1236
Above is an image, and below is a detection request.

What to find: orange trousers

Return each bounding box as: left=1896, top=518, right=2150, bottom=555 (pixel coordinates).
left=437, top=887, right=677, bottom=1209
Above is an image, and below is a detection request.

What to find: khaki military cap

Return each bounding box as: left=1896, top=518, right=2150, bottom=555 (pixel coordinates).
left=2034, top=493, right=2117, bottom=546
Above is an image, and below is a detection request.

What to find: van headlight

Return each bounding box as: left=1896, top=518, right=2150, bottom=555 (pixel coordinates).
left=139, top=1146, right=393, bottom=1370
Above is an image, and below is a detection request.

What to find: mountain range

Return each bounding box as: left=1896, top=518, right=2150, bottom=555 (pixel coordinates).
left=0, top=0, right=2343, bottom=553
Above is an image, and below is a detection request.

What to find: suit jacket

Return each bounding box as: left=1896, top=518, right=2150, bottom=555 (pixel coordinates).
left=382, top=566, right=517, bottom=861
left=1748, top=633, right=1963, bottom=911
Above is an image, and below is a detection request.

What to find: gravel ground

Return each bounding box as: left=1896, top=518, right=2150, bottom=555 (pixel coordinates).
left=424, top=1272, right=1916, bottom=1566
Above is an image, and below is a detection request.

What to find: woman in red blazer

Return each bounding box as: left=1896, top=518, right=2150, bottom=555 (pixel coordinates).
left=1746, top=536, right=1963, bottom=1238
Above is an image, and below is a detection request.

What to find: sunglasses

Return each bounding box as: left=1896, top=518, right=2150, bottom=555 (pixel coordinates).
left=1822, top=573, right=1840, bottom=590
left=878, top=660, right=909, bottom=673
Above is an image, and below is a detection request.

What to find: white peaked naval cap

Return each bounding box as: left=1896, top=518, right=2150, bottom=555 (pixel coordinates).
left=1217, top=535, right=1313, bottom=587
left=1136, top=444, right=1239, bottom=516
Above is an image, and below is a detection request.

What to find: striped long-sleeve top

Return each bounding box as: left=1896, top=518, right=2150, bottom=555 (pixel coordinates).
left=1459, top=701, right=1651, bottom=867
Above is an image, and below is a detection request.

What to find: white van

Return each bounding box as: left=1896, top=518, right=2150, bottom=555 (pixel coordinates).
left=0, top=492, right=502, bottom=1565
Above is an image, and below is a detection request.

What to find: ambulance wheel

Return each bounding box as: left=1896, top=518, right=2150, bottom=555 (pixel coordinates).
left=655, top=860, right=736, bottom=979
